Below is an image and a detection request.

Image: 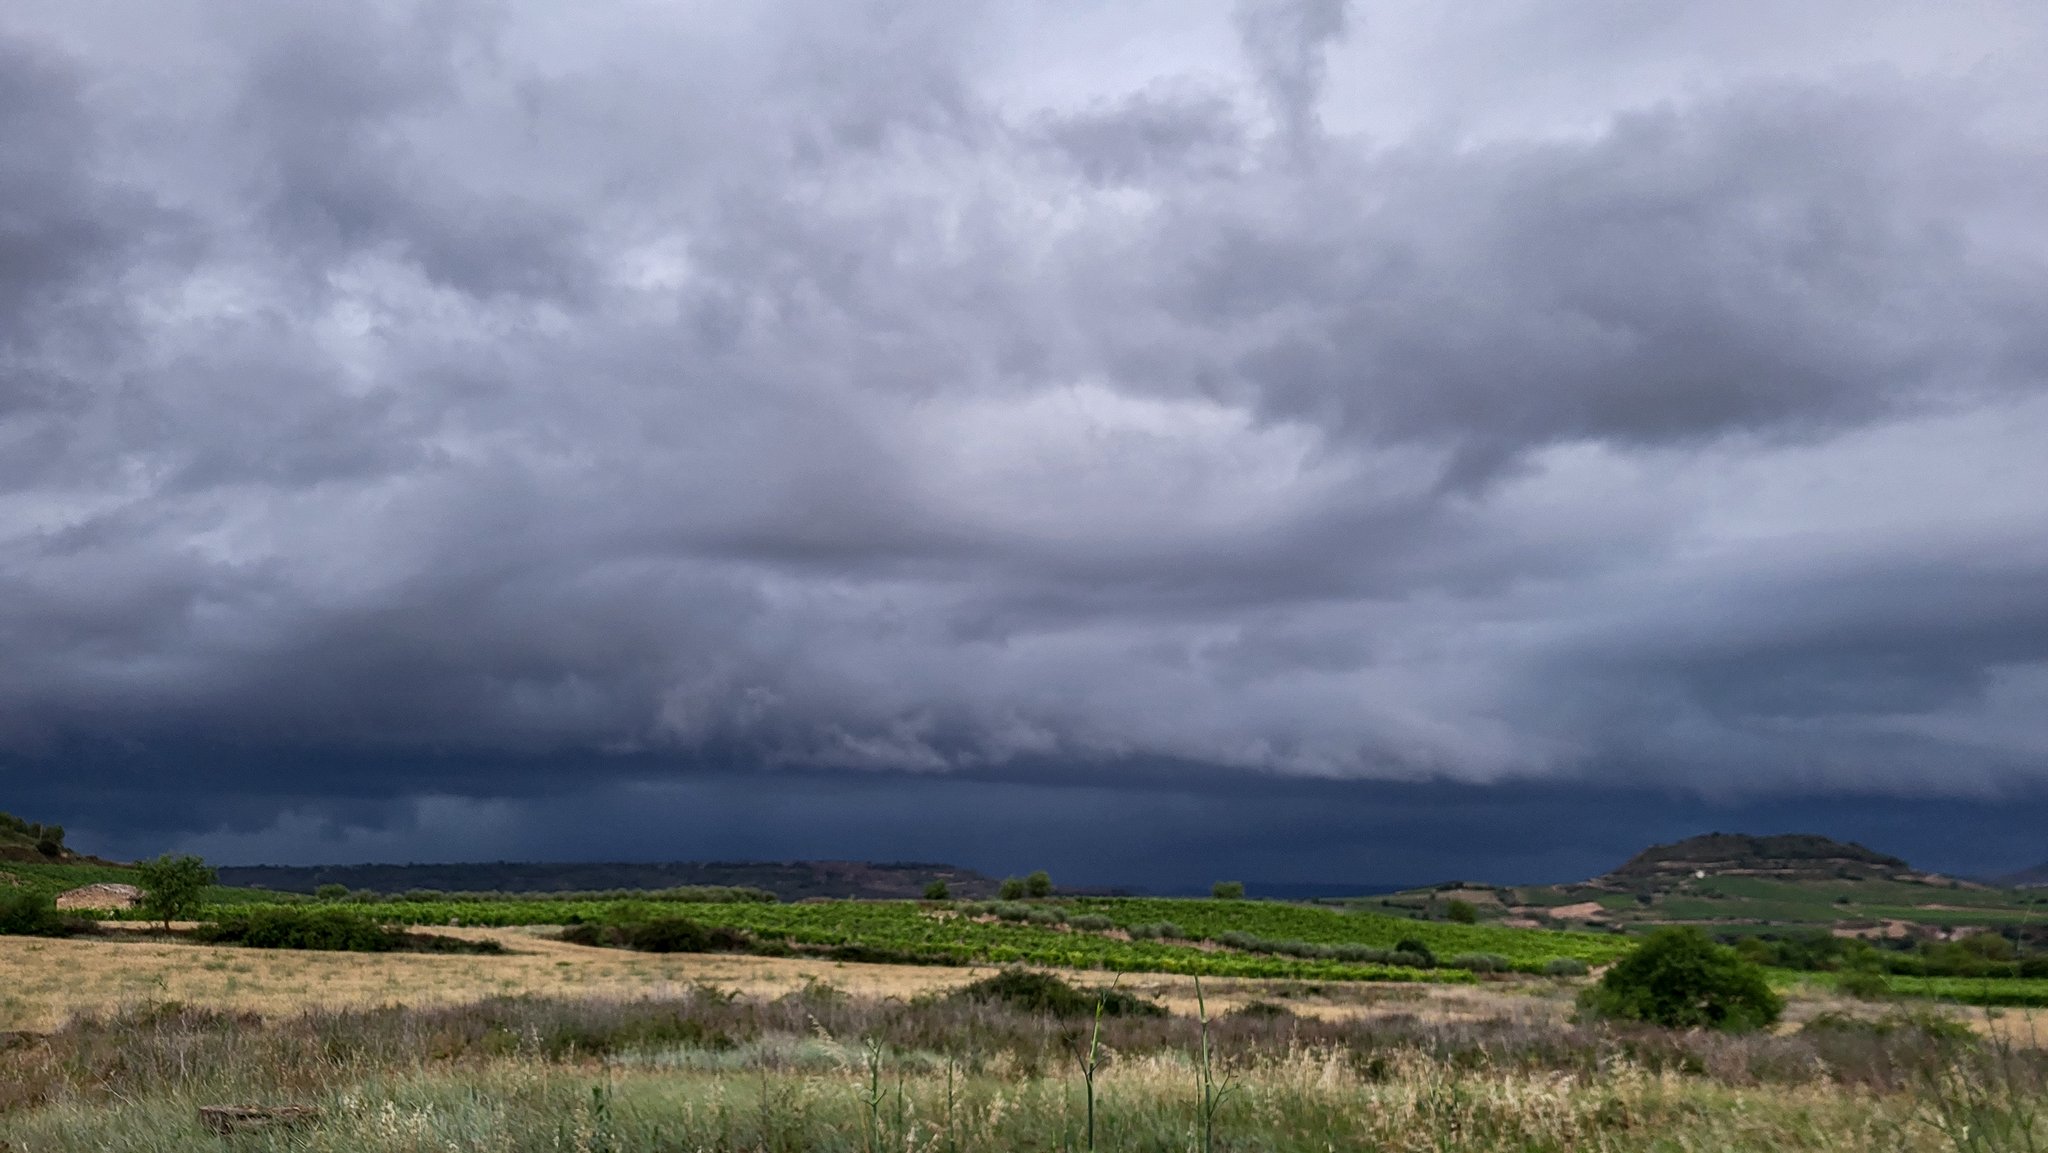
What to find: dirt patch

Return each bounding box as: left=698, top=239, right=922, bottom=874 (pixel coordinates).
left=1546, top=902, right=1607, bottom=921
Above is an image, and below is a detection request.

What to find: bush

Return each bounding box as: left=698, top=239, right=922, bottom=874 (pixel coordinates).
left=1448, top=952, right=1511, bottom=974
left=197, top=908, right=400, bottom=951
left=1023, top=871, right=1054, bottom=899
left=314, top=884, right=350, bottom=902
left=1395, top=938, right=1437, bottom=967
left=955, top=969, right=1164, bottom=1018
left=923, top=880, right=950, bottom=900
left=560, top=918, right=753, bottom=954
left=1445, top=899, right=1478, bottom=924
left=1543, top=957, right=1590, bottom=977
left=1068, top=914, right=1114, bottom=931
left=0, top=890, right=85, bottom=937
left=999, top=877, right=1027, bottom=900
left=1127, top=921, right=1184, bottom=940
left=1579, top=927, right=1783, bottom=1032
left=1211, top=881, right=1245, bottom=900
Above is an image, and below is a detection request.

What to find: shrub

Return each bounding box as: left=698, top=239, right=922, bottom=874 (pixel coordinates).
left=1445, top=899, right=1478, bottom=924
left=923, top=880, right=950, bottom=900
left=1024, top=907, right=1064, bottom=926
left=560, top=918, right=753, bottom=954
left=1023, top=871, right=1054, bottom=899
left=1232, top=999, right=1294, bottom=1019
left=1543, top=957, right=1590, bottom=977
left=1395, top=938, right=1437, bottom=966
left=1448, top=952, right=1511, bottom=974
left=992, top=901, right=1034, bottom=922
left=1579, top=926, right=1783, bottom=1032
left=1837, top=966, right=1892, bottom=1001
left=197, top=908, right=400, bottom=951
left=314, top=884, right=350, bottom=902
left=1128, top=921, right=1185, bottom=940
left=1211, top=881, right=1245, bottom=900
left=955, top=969, right=1164, bottom=1018
left=1069, top=914, right=1114, bottom=931
left=999, top=877, right=1027, bottom=900
left=0, top=890, right=85, bottom=937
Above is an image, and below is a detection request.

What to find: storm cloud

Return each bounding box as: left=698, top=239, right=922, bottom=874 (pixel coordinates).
left=3, top=1, right=2047, bottom=873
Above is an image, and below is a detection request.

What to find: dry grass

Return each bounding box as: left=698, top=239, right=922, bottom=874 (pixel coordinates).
left=10, top=926, right=2037, bottom=1053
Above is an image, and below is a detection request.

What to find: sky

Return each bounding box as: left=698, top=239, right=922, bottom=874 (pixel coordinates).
left=4, top=1, right=2047, bottom=889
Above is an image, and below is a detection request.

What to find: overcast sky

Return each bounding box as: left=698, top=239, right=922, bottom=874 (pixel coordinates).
left=4, top=1, right=2046, bottom=885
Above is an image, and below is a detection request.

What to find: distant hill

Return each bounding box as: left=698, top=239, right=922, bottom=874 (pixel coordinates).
left=215, top=860, right=1002, bottom=901
left=2001, top=861, right=2048, bottom=889
left=1597, top=832, right=1916, bottom=886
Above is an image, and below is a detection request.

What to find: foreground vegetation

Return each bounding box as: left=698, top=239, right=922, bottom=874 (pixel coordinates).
left=1, top=980, right=2041, bottom=1152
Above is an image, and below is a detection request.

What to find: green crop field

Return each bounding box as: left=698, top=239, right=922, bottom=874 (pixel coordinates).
left=139, top=892, right=1634, bottom=982
left=1, top=860, right=302, bottom=907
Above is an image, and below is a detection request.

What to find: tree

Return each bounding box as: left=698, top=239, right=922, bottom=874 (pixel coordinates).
left=1023, top=870, right=1053, bottom=899
left=1579, top=926, right=1783, bottom=1032
left=136, top=854, right=216, bottom=932
left=1445, top=899, right=1478, bottom=924
left=999, top=877, right=1027, bottom=900
left=1210, top=881, right=1245, bottom=900
left=314, top=883, right=350, bottom=902
left=923, top=879, right=950, bottom=901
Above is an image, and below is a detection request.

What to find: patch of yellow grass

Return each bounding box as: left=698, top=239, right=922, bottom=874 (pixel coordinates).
left=0, top=926, right=1587, bottom=1033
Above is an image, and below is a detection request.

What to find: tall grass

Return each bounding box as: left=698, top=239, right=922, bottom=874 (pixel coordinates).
left=1, top=987, right=2042, bottom=1151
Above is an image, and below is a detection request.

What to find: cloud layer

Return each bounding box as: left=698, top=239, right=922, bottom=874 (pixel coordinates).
left=4, top=0, right=2047, bottom=848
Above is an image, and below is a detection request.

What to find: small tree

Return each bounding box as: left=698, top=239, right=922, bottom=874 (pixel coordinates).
left=136, top=853, right=216, bottom=932
left=999, top=876, right=1027, bottom=900
left=314, top=883, right=350, bottom=902
left=1579, top=926, right=1783, bottom=1031
left=1445, top=898, right=1478, bottom=924
left=1024, top=871, right=1053, bottom=899
left=1211, top=881, right=1245, bottom=900
left=923, top=879, right=951, bottom=901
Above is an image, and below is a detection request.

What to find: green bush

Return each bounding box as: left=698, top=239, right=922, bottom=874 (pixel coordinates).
left=1448, top=952, right=1511, bottom=973
left=314, top=883, right=351, bottom=901
left=923, top=880, right=950, bottom=901
left=955, top=969, right=1164, bottom=1018
left=1543, top=957, right=1590, bottom=977
left=1395, top=938, right=1437, bottom=966
left=1023, top=871, right=1054, bottom=899
left=999, top=877, right=1027, bottom=900
left=1579, top=927, right=1783, bottom=1032
left=1211, top=881, right=1245, bottom=900
left=560, top=917, right=753, bottom=954
left=197, top=907, right=401, bottom=951
left=0, top=890, right=84, bottom=937
left=1069, top=914, right=1115, bottom=931
left=1445, top=899, right=1478, bottom=924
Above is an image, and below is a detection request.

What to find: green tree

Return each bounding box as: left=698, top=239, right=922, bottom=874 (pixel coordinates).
left=1023, top=870, right=1053, bottom=899
left=923, top=879, right=950, bottom=901
left=1210, top=881, right=1245, bottom=900
left=314, top=883, right=350, bottom=902
left=136, top=853, right=216, bottom=932
left=999, top=876, right=1027, bottom=900
left=1579, top=926, right=1783, bottom=1031
left=1445, top=898, right=1478, bottom=924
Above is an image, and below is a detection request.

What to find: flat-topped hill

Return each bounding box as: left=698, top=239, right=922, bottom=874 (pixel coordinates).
left=1601, top=833, right=1913, bottom=885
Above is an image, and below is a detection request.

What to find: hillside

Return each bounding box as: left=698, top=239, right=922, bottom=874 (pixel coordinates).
left=1598, top=833, right=1916, bottom=886
left=0, top=811, right=74, bottom=863
left=215, top=859, right=1002, bottom=901
left=1352, top=832, right=2045, bottom=938
left=2004, top=861, right=2048, bottom=889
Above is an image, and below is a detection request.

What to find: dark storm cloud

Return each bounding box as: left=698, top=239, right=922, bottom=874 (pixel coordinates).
left=2, top=0, right=2047, bottom=857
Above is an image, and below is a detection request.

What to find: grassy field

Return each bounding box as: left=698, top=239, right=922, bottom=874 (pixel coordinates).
left=0, top=860, right=299, bottom=907
left=2, top=971, right=2044, bottom=1152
